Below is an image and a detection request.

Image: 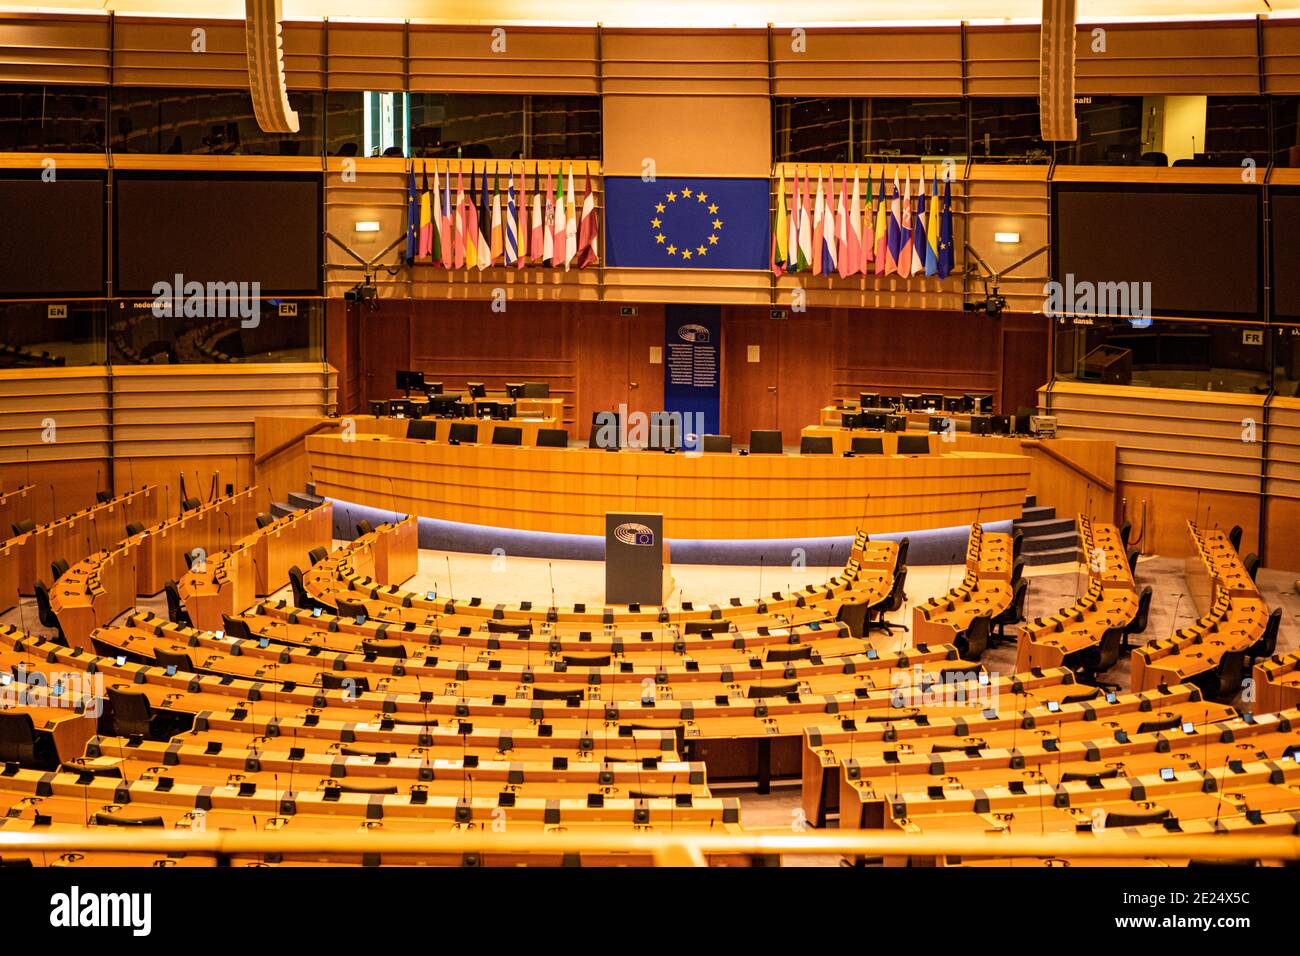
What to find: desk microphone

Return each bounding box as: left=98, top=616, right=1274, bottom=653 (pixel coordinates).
left=445, top=555, right=454, bottom=604
left=757, top=553, right=764, bottom=601
left=49, top=484, right=57, bottom=523
left=386, top=475, right=401, bottom=527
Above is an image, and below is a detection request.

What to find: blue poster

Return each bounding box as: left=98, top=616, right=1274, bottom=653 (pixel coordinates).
left=604, top=177, right=770, bottom=270
left=664, top=305, right=721, bottom=441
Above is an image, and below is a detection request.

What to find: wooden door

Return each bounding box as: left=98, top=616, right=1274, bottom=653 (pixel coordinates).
left=723, top=316, right=780, bottom=444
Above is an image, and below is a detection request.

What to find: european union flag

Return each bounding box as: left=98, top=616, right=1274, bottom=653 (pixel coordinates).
left=604, top=177, right=770, bottom=270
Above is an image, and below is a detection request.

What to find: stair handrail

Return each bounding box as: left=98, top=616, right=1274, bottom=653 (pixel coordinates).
left=1018, top=439, right=1114, bottom=493
left=255, top=419, right=344, bottom=468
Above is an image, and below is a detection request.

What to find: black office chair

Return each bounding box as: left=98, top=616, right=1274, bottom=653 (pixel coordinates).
left=288, top=565, right=329, bottom=613
left=536, top=428, right=570, bottom=448
left=10, top=519, right=35, bottom=537
left=307, top=546, right=329, bottom=567
left=799, top=436, right=833, bottom=455
left=33, top=580, right=65, bottom=645
left=449, top=422, right=479, bottom=443
left=896, top=434, right=931, bottom=455
left=163, top=579, right=192, bottom=628
left=221, top=614, right=253, bottom=640
left=1119, top=521, right=1132, bottom=549
left=1009, top=556, right=1026, bottom=588
left=1011, top=528, right=1024, bottom=561
left=106, top=687, right=193, bottom=741
left=702, top=434, right=732, bottom=454
left=492, top=426, right=523, bottom=446
left=256, top=512, right=274, bottom=529
left=0, top=712, right=59, bottom=770
left=181, top=497, right=201, bottom=512
left=991, top=577, right=1028, bottom=645
left=834, top=598, right=870, bottom=638
left=864, top=569, right=909, bottom=636
left=1126, top=547, right=1140, bottom=577
left=1242, top=552, right=1260, bottom=582
left=355, top=520, right=374, bottom=537
left=49, top=558, right=69, bottom=582
left=125, top=522, right=146, bottom=537
left=1072, top=627, right=1124, bottom=691
left=1227, top=525, right=1243, bottom=554
left=1247, top=608, right=1282, bottom=665
left=406, top=419, right=438, bottom=441
left=96, top=490, right=113, bottom=503
left=748, top=430, right=783, bottom=454
left=953, top=614, right=990, bottom=662
left=1191, top=650, right=1246, bottom=704
left=850, top=436, right=884, bottom=455
left=183, top=550, right=195, bottom=571
left=1121, top=585, right=1153, bottom=651
left=154, top=647, right=198, bottom=675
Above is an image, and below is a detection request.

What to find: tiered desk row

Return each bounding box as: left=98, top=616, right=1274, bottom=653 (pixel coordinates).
left=1131, top=522, right=1271, bottom=693
left=1015, top=516, right=1139, bottom=671
left=911, top=524, right=1013, bottom=647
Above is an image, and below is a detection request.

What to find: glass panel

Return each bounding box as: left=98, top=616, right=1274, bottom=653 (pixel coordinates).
left=1205, top=96, right=1269, bottom=168
left=111, top=87, right=322, bottom=156
left=0, top=83, right=106, bottom=152
left=1275, top=326, right=1300, bottom=397
left=108, top=299, right=323, bottom=364
left=528, top=95, right=601, bottom=159
left=970, top=97, right=1049, bottom=162
left=1055, top=96, right=1145, bottom=164
left=408, top=93, right=523, bottom=159
left=1054, top=318, right=1271, bottom=394
left=0, top=301, right=106, bottom=366
left=773, top=97, right=851, bottom=164
left=1273, top=96, right=1300, bottom=169
left=858, top=97, right=966, bottom=160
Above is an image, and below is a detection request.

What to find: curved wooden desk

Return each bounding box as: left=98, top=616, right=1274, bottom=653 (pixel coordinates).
left=306, top=433, right=1030, bottom=540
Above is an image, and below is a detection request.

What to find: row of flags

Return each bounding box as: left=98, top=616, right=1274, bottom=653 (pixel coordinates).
left=771, top=167, right=955, bottom=280
left=404, top=163, right=598, bottom=270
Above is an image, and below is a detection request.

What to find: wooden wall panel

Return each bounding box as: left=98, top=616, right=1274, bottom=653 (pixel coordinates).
left=113, top=17, right=248, bottom=88
left=325, top=22, right=405, bottom=91
left=771, top=26, right=963, bottom=97
left=1263, top=19, right=1300, bottom=95
left=600, top=30, right=768, bottom=96
left=1075, top=20, right=1260, bottom=95
left=965, top=25, right=1039, bottom=97
left=282, top=21, right=327, bottom=91
left=603, top=94, right=770, bottom=177
left=0, top=13, right=109, bottom=85
left=409, top=25, right=598, bottom=94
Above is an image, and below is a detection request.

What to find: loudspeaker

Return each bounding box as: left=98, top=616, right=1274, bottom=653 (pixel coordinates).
left=1039, top=0, right=1078, bottom=141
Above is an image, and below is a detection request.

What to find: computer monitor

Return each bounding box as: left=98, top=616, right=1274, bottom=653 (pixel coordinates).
left=920, top=392, right=943, bottom=410
left=897, top=434, right=932, bottom=455
left=448, top=421, right=479, bottom=443
left=861, top=412, right=887, bottom=430
left=841, top=412, right=863, bottom=429
left=369, top=400, right=390, bottom=417
left=969, top=415, right=992, bottom=436
left=407, top=419, right=438, bottom=441
left=491, top=425, right=523, bottom=446
left=396, top=370, right=425, bottom=395
left=454, top=402, right=476, bottom=417
left=927, top=415, right=952, bottom=434
left=883, top=414, right=907, bottom=432
left=389, top=399, right=417, bottom=419
left=748, top=430, right=783, bottom=454
left=505, top=383, right=525, bottom=399
left=427, top=394, right=462, bottom=416
left=494, top=402, right=516, bottom=421
left=882, top=395, right=902, bottom=411
left=523, top=382, right=550, bottom=398
left=901, top=394, right=921, bottom=411
left=990, top=414, right=1012, bottom=435
left=466, top=382, right=487, bottom=399
left=965, top=393, right=993, bottom=414
left=859, top=392, right=880, bottom=409
left=422, top=381, right=444, bottom=395
left=942, top=395, right=964, bottom=413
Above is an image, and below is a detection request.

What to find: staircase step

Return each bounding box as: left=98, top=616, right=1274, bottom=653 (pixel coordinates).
left=1013, top=516, right=1075, bottom=536
left=269, top=501, right=296, bottom=519
left=1023, top=494, right=1036, bottom=508
left=1018, top=505, right=1057, bottom=523
left=1022, top=530, right=1079, bottom=553
left=1022, top=546, right=1080, bottom=567
left=287, top=490, right=323, bottom=510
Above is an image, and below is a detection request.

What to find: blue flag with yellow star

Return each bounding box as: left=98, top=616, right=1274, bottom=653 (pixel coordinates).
left=604, top=177, right=770, bottom=269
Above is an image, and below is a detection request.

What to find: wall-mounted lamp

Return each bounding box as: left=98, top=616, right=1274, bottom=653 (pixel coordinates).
left=994, top=232, right=1021, bottom=244
left=354, top=220, right=381, bottom=233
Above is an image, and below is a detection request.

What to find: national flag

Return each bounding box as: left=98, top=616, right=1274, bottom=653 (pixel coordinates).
left=910, top=174, right=927, bottom=277
left=576, top=168, right=598, bottom=268
left=552, top=169, right=567, bottom=268
left=885, top=170, right=901, bottom=276
left=564, top=164, right=578, bottom=270
left=861, top=171, right=874, bottom=271
left=786, top=168, right=799, bottom=273
left=937, top=173, right=954, bottom=279
left=796, top=168, right=813, bottom=272
left=418, top=164, right=433, bottom=259
left=490, top=168, right=504, bottom=263
left=836, top=170, right=851, bottom=278
left=898, top=173, right=913, bottom=276
left=464, top=166, right=479, bottom=270
left=453, top=165, right=466, bottom=269
left=476, top=165, right=491, bottom=269
left=846, top=169, right=862, bottom=277
left=516, top=166, right=528, bottom=268
left=441, top=163, right=454, bottom=268
left=771, top=167, right=788, bottom=275
left=925, top=169, right=940, bottom=277
left=532, top=169, right=545, bottom=264
left=404, top=165, right=418, bottom=265
left=543, top=169, right=556, bottom=265
left=429, top=164, right=442, bottom=265
left=811, top=169, right=825, bottom=276
left=504, top=169, right=518, bottom=266
left=874, top=170, right=888, bottom=274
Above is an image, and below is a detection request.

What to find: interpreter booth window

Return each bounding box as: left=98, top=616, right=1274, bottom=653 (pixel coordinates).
left=773, top=97, right=851, bottom=163
left=857, top=97, right=967, bottom=160
left=0, top=302, right=106, bottom=367
left=0, top=83, right=106, bottom=152
left=1053, top=96, right=1144, bottom=165
left=1054, top=319, right=1272, bottom=394
left=969, top=97, right=1050, bottom=162
left=1274, top=96, right=1300, bottom=168
left=110, top=87, right=322, bottom=156
left=528, top=96, right=601, bottom=160
left=107, top=299, right=323, bottom=365
left=408, top=93, right=524, bottom=159
left=1274, top=327, right=1300, bottom=399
